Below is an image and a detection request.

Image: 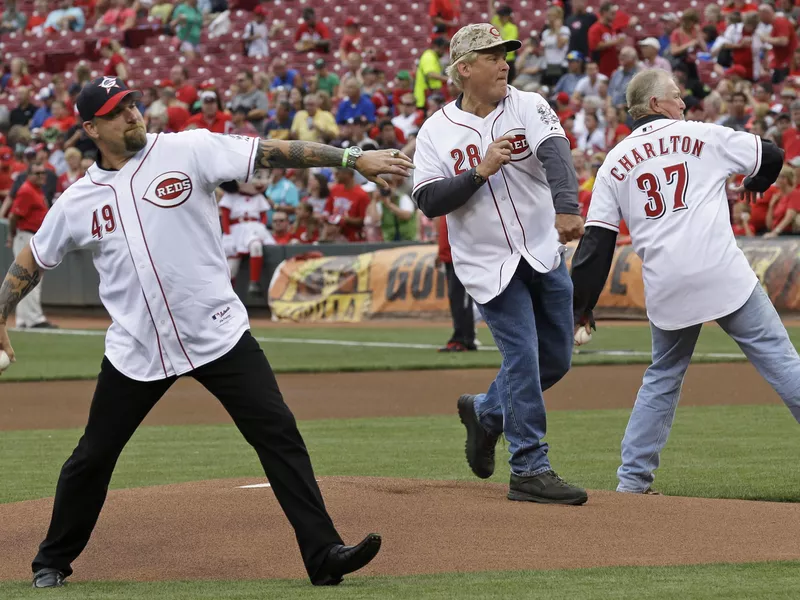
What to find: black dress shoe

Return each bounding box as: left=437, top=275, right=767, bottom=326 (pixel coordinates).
left=312, top=533, right=382, bottom=586
left=31, top=322, right=58, bottom=329
left=32, top=568, right=66, bottom=588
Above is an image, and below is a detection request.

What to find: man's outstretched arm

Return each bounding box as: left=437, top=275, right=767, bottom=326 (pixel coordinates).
left=0, top=244, right=42, bottom=367
left=254, top=139, right=414, bottom=187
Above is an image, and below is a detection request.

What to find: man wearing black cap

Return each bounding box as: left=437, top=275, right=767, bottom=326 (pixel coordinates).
left=0, top=76, right=414, bottom=589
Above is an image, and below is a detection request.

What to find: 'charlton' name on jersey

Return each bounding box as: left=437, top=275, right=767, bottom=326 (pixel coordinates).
left=610, top=135, right=705, bottom=182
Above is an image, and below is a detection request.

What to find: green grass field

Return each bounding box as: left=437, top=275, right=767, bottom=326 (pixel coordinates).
left=3, top=322, right=800, bottom=598
left=2, top=321, right=790, bottom=381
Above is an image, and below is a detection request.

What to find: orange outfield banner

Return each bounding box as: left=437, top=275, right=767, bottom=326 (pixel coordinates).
left=266, top=239, right=800, bottom=322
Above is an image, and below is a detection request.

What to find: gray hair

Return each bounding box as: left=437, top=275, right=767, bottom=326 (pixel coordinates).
left=626, top=69, right=675, bottom=119
left=446, top=51, right=478, bottom=90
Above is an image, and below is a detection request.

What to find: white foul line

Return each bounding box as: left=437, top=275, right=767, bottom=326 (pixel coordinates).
left=10, top=327, right=747, bottom=360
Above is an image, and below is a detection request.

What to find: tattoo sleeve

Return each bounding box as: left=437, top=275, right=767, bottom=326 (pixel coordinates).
left=0, top=256, right=42, bottom=324
left=254, top=139, right=346, bottom=170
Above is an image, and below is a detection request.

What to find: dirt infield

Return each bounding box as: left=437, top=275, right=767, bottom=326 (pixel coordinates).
left=0, top=362, right=781, bottom=430
left=2, top=477, right=800, bottom=582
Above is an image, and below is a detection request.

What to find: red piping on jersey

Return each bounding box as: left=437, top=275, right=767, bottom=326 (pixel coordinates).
left=585, top=219, right=620, bottom=230
left=442, top=106, right=513, bottom=254
left=87, top=170, right=168, bottom=378
left=30, top=237, right=57, bottom=269
left=245, top=136, right=257, bottom=183
left=128, top=134, right=196, bottom=370
left=491, top=110, right=548, bottom=270
left=412, top=175, right=445, bottom=193
left=626, top=120, right=677, bottom=140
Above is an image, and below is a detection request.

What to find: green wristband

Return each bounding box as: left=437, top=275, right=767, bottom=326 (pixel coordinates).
left=342, top=148, right=350, bottom=168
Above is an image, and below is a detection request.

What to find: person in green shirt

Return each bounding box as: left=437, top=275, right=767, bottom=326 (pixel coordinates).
left=375, top=175, right=418, bottom=242
left=170, top=0, right=203, bottom=57
left=313, top=59, right=340, bottom=98
left=414, top=37, right=449, bottom=109
left=490, top=4, right=520, bottom=81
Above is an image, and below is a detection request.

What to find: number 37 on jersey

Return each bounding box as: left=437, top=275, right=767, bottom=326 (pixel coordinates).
left=636, top=161, right=689, bottom=220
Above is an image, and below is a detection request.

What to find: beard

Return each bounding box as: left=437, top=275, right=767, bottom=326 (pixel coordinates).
left=123, top=126, right=147, bottom=152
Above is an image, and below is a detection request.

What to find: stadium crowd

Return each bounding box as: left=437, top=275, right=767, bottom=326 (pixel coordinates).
left=3, top=0, right=800, bottom=257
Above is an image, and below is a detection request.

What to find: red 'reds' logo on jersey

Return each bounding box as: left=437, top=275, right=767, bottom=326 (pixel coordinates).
left=143, top=171, right=193, bottom=208
left=503, top=128, right=532, bottom=161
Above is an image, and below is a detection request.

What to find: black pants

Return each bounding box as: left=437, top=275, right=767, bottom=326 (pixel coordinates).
left=445, top=262, right=475, bottom=347
left=32, top=331, right=342, bottom=582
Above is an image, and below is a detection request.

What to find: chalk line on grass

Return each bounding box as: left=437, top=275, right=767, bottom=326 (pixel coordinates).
left=11, top=327, right=746, bottom=360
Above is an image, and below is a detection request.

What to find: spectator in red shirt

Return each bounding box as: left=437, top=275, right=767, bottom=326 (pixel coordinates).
left=42, top=101, right=76, bottom=133
left=55, top=147, right=85, bottom=199
left=704, top=4, right=727, bottom=36
left=429, top=0, right=460, bottom=39
left=603, top=105, right=631, bottom=149
left=7, top=162, right=55, bottom=328
left=3, top=58, right=32, bottom=93
left=26, top=0, right=48, bottom=33
left=340, top=17, right=362, bottom=56
left=171, top=65, right=198, bottom=107
left=270, top=210, right=294, bottom=245
left=758, top=4, right=797, bottom=84
left=325, top=168, right=370, bottom=242
left=764, top=166, right=800, bottom=236
left=780, top=101, right=800, bottom=160
left=291, top=202, right=320, bottom=243
left=294, top=8, right=330, bottom=54
left=157, top=83, right=191, bottom=132
left=669, top=9, right=706, bottom=82
left=588, top=2, right=625, bottom=77
left=731, top=201, right=756, bottom=236
left=722, top=0, right=759, bottom=14
left=95, top=0, right=136, bottom=31
left=182, top=90, right=232, bottom=133
left=99, top=39, right=129, bottom=83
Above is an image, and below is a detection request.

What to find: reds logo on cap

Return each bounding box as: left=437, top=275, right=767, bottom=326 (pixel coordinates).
left=489, top=26, right=501, bottom=38
left=503, top=129, right=532, bottom=161
left=143, top=171, right=193, bottom=208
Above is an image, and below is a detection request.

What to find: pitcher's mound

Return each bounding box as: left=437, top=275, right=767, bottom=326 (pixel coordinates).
left=3, top=477, right=800, bottom=582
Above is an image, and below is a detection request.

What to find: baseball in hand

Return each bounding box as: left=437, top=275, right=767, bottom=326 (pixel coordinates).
left=574, top=328, right=592, bottom=346
left=0, top=350, right=11, bottom=372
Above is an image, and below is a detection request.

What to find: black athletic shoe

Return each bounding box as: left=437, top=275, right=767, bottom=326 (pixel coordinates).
left=457, top=394, right=499, bottom=479
left=31, top=322, right=58, bottom=329
left=508, top=471, right=588, bottom=505
left=32, top=568, right=66, bottom=588
left=312, top=533, right=382, bottom=586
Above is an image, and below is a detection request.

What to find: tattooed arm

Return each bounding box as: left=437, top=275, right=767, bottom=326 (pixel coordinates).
left=254, top=139, right=414, bottom=188
left=0, top=244, right=41, bottom=367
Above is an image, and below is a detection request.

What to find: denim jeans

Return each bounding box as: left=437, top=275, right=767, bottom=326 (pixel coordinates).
left=473, top=258, right=574, bottom=477
left=618, top=283, right=800, bottom=492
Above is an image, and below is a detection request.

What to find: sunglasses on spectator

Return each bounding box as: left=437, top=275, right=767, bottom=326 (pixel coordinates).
left=31, top=169, right=46, bottom=175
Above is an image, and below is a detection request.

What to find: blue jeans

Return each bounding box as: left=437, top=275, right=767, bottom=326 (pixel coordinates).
left=618, top=283, right=800, bottom=492
left=473, top=258, right=574, bottom=477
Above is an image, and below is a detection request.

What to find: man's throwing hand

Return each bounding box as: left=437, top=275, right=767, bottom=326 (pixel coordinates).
left=555, top=213, right=585, bottom=243
left=355, top=149, right=415, bottom=188
left=476, top=136, right=515, bottom=179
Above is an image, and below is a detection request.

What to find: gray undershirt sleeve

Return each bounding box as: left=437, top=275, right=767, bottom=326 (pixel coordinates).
left=412, top=169, right=483, bottom=219
left=536, top=136, right=581, bottom=216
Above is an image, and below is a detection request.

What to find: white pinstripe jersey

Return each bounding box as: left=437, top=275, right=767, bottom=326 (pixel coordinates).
left=413, top=86, right=566, bottom=304
left=31, top=130, right=259, bottom=381
left=586, top=118, right=761, bottom=330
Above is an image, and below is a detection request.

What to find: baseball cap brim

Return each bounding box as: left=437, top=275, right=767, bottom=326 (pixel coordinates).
left=93, top=90, right=142, bottom=118
left=453, top=39, right=521, bottom=64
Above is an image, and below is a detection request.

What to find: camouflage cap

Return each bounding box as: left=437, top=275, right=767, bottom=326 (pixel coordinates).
left=449, top=23, right=522, bottom=65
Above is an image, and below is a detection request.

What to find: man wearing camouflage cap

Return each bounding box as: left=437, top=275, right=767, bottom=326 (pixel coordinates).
left=413, top=23, right=587, bottom=505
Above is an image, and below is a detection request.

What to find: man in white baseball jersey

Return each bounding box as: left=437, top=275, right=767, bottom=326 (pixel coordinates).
left=571, top=69, right=800, bottom=495
left=0, top=76, right=413, bottom=588
left=413, top=24, right=588, bottom=505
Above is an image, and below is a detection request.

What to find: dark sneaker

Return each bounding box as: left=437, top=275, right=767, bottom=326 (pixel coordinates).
left=439, top=341, right=468, bottom=352
left=508, top=471, right=588, bottom=505
left=31, top=322, right=58, bottom=329
left=32, top=568, right=66, bottom=588
left=457, top=394, right=499, bottom=479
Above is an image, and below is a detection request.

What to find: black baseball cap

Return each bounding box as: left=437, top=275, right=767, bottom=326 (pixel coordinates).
left=76, top=76, right=142, bottom=122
